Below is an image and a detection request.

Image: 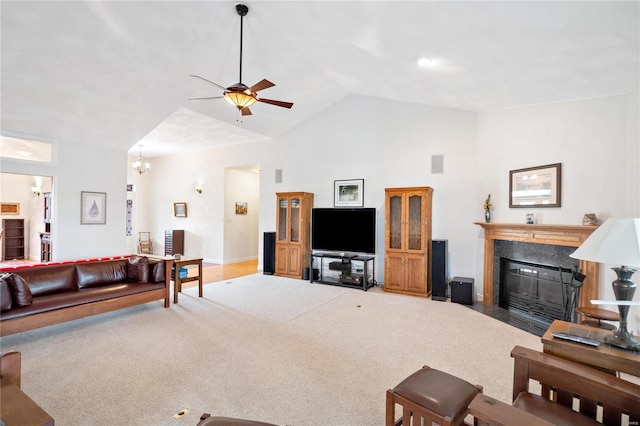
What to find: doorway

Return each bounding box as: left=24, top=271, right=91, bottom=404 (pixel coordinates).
left=223, top=165, right=260, bottom=264
left=0, top=173, right=53, bottom=261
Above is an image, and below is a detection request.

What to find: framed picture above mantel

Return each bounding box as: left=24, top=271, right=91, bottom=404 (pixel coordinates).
left=509, top=163, right=561, bottom=208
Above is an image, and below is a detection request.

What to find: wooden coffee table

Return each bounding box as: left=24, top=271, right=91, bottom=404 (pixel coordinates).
left=541, top=320, right=640, bottom=377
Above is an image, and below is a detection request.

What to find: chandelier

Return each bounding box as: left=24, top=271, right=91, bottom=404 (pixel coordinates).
left=132, top=146, right=151, bottom=175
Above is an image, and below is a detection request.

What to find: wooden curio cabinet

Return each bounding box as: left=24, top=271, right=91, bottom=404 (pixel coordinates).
left=384, top=187, right=433, bottom=297
left=275, top=192, right=314, bottom=279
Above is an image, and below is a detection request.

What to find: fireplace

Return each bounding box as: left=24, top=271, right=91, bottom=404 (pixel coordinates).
left=476, top=222, right=599, bottom=313
left=499, top=258, right=575, bottom=332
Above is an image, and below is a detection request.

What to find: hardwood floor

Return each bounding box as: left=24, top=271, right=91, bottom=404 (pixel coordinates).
left=199, top=259, right=258, bottom=286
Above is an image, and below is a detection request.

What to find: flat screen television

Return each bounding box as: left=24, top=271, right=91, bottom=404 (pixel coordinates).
left=311, top=208, right=376, bottom=255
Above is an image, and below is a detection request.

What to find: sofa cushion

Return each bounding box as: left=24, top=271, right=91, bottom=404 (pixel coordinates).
left=14, top=264, right=77, bottom=297
left=76, top=260, right=127, bottom=288
left=0, top=278, right=12, bottom=311
left=0, top=282, right=165, bottom=321
left=127, top=256, right=149, bottom=283
left=5, top=273, right=33, bottom=307
left=150, top=260, right=165, bottom=283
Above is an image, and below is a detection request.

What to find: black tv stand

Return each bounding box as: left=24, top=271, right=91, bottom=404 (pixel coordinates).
left=309, top=253, right=375, bottom=291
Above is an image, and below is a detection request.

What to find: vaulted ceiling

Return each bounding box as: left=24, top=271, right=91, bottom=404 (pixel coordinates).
left=2, top=1, right=638, bottom=158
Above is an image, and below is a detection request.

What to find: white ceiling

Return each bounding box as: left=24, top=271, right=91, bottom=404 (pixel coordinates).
left=1, top=1, right=638, bottom=158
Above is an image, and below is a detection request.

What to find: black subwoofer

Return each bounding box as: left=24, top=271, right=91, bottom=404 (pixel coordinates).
left=451, top=277, right=474, bottom=305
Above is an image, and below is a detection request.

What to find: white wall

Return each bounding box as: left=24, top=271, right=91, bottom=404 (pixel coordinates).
left=138, top=143, right=271, bottom=263
left=476, top=93, right=639, bottom=333
left=258, top=94, right=480, bottom=281
left=2, top=138, right=129, bottom=260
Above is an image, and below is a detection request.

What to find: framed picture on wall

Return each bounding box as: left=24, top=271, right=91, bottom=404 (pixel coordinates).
left=0, top=202, right=20, bottom=215
left=174, top=202, right=187, bottom=217
left=81, top=191, right=107, bottom=224
left=334, top=179, right=364, bottom=207
left=235, top=202, right=248, bottom=215
left=509, top=163, right=561, bottom=208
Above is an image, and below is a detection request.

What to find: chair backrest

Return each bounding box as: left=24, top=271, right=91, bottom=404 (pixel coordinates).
left=511, top=345, right=640, bottom=425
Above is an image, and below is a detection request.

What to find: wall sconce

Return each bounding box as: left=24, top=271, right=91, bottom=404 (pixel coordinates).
left=195, top=185, right=203, bottom=194
left=32, top=186, right=41, bottom=196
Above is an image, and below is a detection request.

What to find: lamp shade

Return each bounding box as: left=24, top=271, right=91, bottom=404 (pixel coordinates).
left=224, top=91, right=257, bottom=109
left=570, top=218, right=640, bottom=267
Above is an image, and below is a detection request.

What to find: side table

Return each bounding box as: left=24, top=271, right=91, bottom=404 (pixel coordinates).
left=172, top=257, right=203, bottom=304
left=575, top=306, right=619, bottom=330
left=541, top=320, right=640, bottom=377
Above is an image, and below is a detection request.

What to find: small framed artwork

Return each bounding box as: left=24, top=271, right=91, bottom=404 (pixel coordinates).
left=81, top=191, right=107, bottom=224
left=235, top=202, right=248, bottom=215
left=174, top=202, right=187, bottom=217
left=0, top=202, right=20, bottom=215
left=509, top=163, right=561, bottom=208
left=334, top=179, right=364, bottom=207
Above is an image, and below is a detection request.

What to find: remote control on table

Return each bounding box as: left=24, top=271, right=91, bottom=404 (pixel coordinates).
left=552, top=332, right=600, bottom=347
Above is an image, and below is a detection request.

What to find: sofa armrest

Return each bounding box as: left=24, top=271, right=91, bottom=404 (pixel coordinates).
left=468, top=394, right=554, bottom=426
left=0, top=351, right=21, bottom=387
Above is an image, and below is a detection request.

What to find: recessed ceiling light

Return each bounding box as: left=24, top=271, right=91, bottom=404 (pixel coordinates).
left=417, top=57, right=435, bottom=67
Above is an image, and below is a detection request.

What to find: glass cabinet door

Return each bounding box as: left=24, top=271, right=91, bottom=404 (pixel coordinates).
left=388, top=195, right=402, bottom=249
left=290, top=197, right=300, bottom=242
left=407, top=194, right=423, bottom=250
left=278, top=197, right=288, bottom=241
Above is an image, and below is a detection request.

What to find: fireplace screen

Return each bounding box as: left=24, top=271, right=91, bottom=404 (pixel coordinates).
left=499, top=259, right=572, bottom=328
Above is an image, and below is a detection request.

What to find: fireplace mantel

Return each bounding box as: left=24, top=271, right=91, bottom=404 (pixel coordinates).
left=475, top=222, right=599, bottom=308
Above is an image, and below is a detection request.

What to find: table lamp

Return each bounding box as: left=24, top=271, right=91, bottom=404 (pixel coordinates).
left=570, top=217, right=640, bottom=351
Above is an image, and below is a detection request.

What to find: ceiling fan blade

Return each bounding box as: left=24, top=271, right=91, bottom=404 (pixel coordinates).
left=248, top=79, right=275, bottom=93
left=189, top=75, right=227, bottom=91
left=241, top=107, right=252, bottom=116
left=257, top=98, right=294, bottom=109
left=188, top=96, right=225, bottom=101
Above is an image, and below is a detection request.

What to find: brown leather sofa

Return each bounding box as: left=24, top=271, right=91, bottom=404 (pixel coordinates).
left=0, top=256, right=171, bottom=336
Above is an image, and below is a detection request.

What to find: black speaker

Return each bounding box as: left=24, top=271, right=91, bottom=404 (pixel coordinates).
left=431, top=239, right=448, bottom=301
left=451, top=277, right=474, bottom=305
left=263, top=232, right=276, bottom=275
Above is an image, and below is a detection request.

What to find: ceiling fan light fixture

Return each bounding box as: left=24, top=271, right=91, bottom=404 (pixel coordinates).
left=189, top=3, right=292, bottom=114
left=224, top=91, right=257, bottom=109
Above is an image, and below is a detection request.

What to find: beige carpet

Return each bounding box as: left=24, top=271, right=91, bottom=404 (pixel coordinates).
left=1, top=274, right=542, bottom=425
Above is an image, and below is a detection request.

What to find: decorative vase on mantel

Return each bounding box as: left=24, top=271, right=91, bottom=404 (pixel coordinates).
left=483, top=194, right=492, bottom=223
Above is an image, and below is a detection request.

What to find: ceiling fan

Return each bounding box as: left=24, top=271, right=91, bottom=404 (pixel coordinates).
left=189, top=3, right=293, bottom=116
